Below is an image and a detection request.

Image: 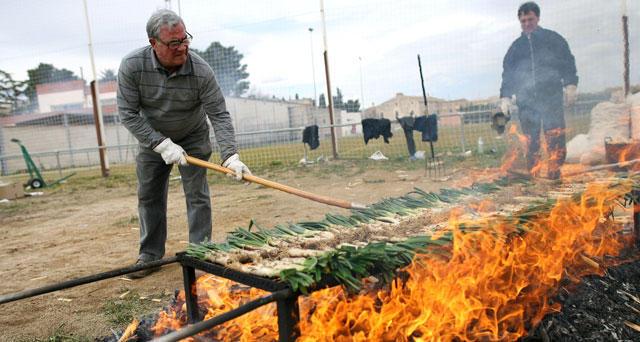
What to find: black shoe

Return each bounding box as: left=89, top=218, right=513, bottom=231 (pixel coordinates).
left=126, top=259, right=161, bottom=279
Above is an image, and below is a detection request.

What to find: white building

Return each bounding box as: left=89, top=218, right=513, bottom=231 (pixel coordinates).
left=338, top=110, right=362, bottom=137
left=36, top=79, right=118, bottom=114
left=36, top=80, right=87, bottom=113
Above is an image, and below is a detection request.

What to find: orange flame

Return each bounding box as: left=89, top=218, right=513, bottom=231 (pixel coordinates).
left=529, top=128, right=565, bottom=179
left=500, top=125, right=529, bottom=174
left=151, top=180, right=631, bottom=341
left=153, top=276, right=277, bottom=341
left=468, top=198, right=497, bottom=214
left=605, top=140, right=640, bottom=172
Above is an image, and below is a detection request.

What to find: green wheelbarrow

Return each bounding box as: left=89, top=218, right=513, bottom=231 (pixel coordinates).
left=10, top=138, right=75, bottom=189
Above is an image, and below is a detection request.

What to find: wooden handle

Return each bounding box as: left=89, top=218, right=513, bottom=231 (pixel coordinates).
left=185, top=155, right=365, bottom=210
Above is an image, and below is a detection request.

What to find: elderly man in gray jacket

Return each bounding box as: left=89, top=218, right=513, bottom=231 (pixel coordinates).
left=117, top=9, right=251, bottom=278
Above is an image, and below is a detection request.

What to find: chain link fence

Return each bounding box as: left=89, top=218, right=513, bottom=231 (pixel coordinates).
left=0, top=0, right=636, bottom=177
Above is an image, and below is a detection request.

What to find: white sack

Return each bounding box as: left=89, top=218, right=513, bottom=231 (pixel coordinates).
left=565, top=101, right=629, bottom=165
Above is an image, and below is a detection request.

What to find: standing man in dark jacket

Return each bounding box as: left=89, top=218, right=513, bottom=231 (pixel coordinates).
left=500, top=2, right=578, bottom=179
left=117, top=9, right=251, bottom=278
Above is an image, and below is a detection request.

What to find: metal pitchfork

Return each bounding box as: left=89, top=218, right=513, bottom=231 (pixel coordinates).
left=417, top=54, right=445, bottom=178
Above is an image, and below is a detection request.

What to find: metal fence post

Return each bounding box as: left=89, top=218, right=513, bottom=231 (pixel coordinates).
left=0, top=123, right=7, bottom=176
left=115, top=118, right=123, bottom=163
left=63, top=113, right=75, bottom=168
left=56, top=151, right=62, bottom=178
left=459, top=114, right=466, bottom=153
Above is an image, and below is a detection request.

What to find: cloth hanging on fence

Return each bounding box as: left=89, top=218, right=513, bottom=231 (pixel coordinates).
left=397, top=116, right=416, bottom=157
left=362, top=118, right=393, bottom=144
left=397, top=116, right=415, bottom=130
left=414, top=114, right=438, bottom=142
left=302, top=125, right=320, bottom=150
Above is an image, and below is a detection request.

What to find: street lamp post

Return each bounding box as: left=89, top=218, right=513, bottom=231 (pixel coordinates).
left=359, top=56, right=364, bottom=114
left=308, top=28, right=318, bottom=105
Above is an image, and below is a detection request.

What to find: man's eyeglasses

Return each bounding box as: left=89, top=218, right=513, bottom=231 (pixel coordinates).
left=156, top=31, right=193, bottom=49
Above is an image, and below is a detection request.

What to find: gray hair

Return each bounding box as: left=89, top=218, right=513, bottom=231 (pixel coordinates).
left=146, top=9, right=184, bottom=39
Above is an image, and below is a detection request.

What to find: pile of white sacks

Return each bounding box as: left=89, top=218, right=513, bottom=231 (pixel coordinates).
left=566, top=91, right=640, bottom=165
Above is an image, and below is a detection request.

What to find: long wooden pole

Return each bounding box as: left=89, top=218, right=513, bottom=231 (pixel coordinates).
left=622, top=0, right=630, bottom=97
left=83, top=0, right=109, bottom=175
left=320, top=0, right=338, bottom=159
left=185, top=156, right=365, bottom=210
left=562, top=158, right=640, bottom=177
left=90, top=81, right=109, bottom=177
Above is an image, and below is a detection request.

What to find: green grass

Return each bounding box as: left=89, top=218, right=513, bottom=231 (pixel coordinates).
left=222, top=113, right=590, bottom=170
left=205, top=123, right=507, bottom=169
left=101, top=289, right=166, bottom=327
left=16, top=325, right=92, bottom=342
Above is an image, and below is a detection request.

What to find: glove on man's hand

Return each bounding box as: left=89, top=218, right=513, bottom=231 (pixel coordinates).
left=153, top=138, right=187, bottom=165
left=564, top=85, right=577, bottom=106
left=222, top=153, right=252, bottom=182
left=500, top=97, right=513, bottom=115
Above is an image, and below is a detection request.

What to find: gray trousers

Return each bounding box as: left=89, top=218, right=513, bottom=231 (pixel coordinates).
left=136, top=128, right=213, bottom=262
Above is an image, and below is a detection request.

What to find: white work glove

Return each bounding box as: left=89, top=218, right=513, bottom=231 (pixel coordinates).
left=500, top=97, right=513, bottom=115
left=153, top=138, right=187, bottom=166
left=222, top=153, right=252, bottom=181
left=564, top=85, right=577, bottom=106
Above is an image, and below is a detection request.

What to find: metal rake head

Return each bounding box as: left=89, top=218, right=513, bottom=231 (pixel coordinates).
left=425, top=156, right=445, bottom=178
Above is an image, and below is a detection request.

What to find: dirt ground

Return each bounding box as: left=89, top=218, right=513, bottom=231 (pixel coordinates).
left=0, top=158, right=481, bottom=341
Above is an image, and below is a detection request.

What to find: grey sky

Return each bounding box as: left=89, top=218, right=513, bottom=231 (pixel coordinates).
left=0, top=0, right=637, bottom=106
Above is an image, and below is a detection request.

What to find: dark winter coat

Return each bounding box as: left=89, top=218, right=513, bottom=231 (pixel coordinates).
left=500, top=27, right=578, bottom=112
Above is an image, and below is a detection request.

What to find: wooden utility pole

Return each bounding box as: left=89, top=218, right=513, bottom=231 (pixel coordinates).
left=90, top=81, right=109, bottom=177
left=320, top=0, right=338, bottom=159
left=83, top=0, right=109, bottom=176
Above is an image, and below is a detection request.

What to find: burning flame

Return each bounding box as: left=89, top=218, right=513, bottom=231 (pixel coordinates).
left=150, top=180, right=632, bottom=341
left=500, top=125, right=529, bottom=174
left=529, top=128, right=565, bottom=178
left=153, top=277, right=277, bottom=341
left=608, top=140, right=640, bottom=172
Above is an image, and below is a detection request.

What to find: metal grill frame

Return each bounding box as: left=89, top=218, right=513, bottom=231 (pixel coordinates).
left=176, top=253, right=301, bottom=342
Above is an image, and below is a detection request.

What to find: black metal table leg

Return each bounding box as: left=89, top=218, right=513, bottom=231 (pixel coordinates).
left=277, top=294, right=300, bottom=342
left=182, top=264, right=201, bottom=323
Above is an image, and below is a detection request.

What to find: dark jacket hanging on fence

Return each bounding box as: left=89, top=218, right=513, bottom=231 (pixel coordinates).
left=302, top=125, right=320, bottom=150
left=414, top=114, right=438, bottom=142
left=397, top=116, right=416, bottom=156
left=361, top=118, right=393, bottom=144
